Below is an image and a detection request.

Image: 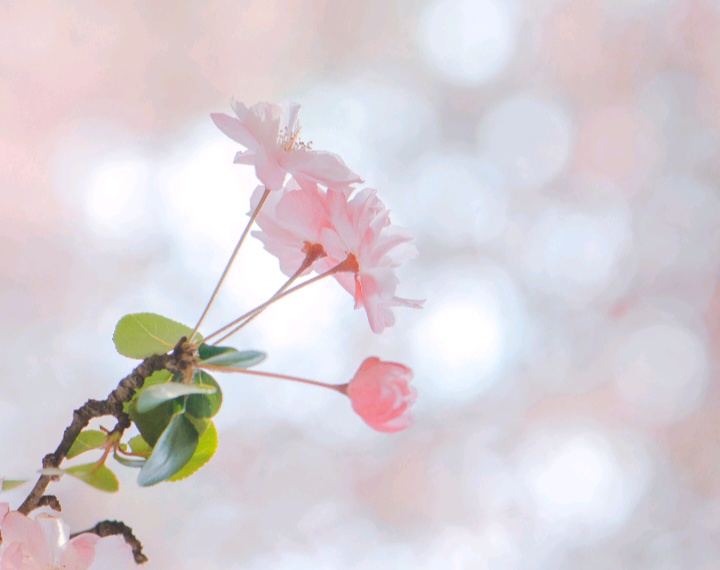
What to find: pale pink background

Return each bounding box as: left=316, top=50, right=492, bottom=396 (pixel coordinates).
left=3, top=0, right=720, bottom=568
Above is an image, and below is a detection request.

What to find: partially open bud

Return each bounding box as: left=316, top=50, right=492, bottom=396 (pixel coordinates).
left=343, top=357, right=416, bottom=433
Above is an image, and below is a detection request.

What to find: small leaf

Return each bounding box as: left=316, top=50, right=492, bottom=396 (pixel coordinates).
left=197, top=344, right=230, bottom=361
left=137, top=413, right=199, bottom=487
left=1, top=479, right=28, bottom=491
left=136, top=382, right=216, bottom=414
left=185, top=416, right=210, bottom=437
left=185, top=371, right=223, bottom=419
left=67, top=430, right=107, bottom=459
left=128, top=435, right=152, bottom=456
left=113, top=452, right=146, bottom=469
left=113, top=313, right=201, bottom=359
left=198, top=344, right=266, bottom=369
left=168, top=422, right=219, bottom=482
left=144, top=369, right=173, bottom=388
left=129, top=398, right=173, bottom=447
left=65, top=463, right=119, bottom=493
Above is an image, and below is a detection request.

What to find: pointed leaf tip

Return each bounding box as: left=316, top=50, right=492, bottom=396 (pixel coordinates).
left=1, top=479, right=28, bottom=491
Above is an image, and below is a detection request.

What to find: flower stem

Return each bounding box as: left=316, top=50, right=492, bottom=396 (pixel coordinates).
left=203, top=245, right=320, bottom=344
left=205, top=270, right=300, bottom=344
left=200, top=364, right=347, bottom=394
left=89, top=444, right=113, bottom=474
left=189, top=187, right=270, bottom=343
left=206, top=254, right=357, bottom=345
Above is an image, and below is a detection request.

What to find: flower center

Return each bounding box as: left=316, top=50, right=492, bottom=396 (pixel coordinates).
left=278, top=125, right=313, bottom=152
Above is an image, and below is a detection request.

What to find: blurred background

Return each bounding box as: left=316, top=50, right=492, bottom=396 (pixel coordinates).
left=2, top=0, right=720, bottom=567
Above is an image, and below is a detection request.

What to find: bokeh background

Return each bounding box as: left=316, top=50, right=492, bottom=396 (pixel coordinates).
left=2, top=0, right=720, bottom=567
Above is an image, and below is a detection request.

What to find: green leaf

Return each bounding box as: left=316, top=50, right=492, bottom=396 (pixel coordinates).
left=137, top=413, right=199, bottom=487
left=144, top=369, right=173, bottom=388
left=67, top=430, right=107, bottom=459
left=123, top=370, right=173, bottom=414
left=129, top=398, right=173, bottom=447
left=185, top=371, right=223, bottom=419
left=113, top=313, right=200, bottom=359
left=113, top=452, right=146, bottom=469
left=185, top=416, right=210, bottom=437
left=1, top=479, right=27, bottom=491
left=136, top=382, right=217, bottom=414
left=198, top=344, right=266, bottom=369
left=128, top=435, right=152, bottom=456
left=168, top=422, right=218, bottom=482
left=114, top=435, right=151, bottom=467
left=64, top=463, right=119, bottom=492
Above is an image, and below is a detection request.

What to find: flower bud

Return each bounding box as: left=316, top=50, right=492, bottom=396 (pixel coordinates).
left=345, top=357, right=416, bottom=433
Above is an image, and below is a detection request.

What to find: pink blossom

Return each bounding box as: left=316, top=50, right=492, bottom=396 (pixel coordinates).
left=250, top=181, right=329, bottom=276
left=319, top=188, right=423, bottom=333
left=250, top=183, right=421, bottom=332
left=0, top=509, right=133, bottom=570
left=344, top=357, right=416, bottom=433
left=211, top=101, right=361, bottom=191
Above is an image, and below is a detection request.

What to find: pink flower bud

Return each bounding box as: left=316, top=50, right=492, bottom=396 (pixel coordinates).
left=345, top=357, right=416, bottom=433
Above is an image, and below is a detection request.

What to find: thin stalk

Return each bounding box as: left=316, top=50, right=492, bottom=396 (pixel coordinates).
left=208, top=255, right=357, bottom=345
left=88, top=445, right=113, bottom=475
left=204, top=263, right=306, bottom=344
left=189, top=187, right=270, bottom=342
left=200, top=364, right=347, bottom=394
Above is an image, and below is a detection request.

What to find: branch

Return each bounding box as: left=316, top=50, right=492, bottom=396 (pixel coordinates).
left=36, top=495, right=61, bottom=512
left=18, top=339, right=194, bottom=516
left=72, top=520, right=148, bottom=564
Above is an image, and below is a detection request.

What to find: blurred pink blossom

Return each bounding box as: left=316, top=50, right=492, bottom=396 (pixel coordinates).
left=211, top=101, right=361, bottom=191
left=343, top=357, right=416, bottom=433
left=0, top=505, right=133, bottom=570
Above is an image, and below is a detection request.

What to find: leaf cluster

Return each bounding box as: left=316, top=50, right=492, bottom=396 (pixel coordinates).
left=49, top=312, right=265, bottom=492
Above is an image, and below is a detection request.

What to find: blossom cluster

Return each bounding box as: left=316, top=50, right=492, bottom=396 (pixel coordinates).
left=0, top=504, right=133, bottom=569
left=211, top=100, right=421, bottom=432
left=212, top=101, right=422, bottom=334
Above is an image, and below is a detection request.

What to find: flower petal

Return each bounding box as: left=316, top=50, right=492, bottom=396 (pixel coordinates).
left=281, top=150, right=362, bottom=188
left=253, top=148, right=287, bottom=191
left=60, top=534, right=100, bottom=570
left=210, top=113, right=258, bottom=150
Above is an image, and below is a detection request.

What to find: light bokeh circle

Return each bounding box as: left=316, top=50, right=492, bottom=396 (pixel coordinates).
left=417, top=0, right=516, bottom=85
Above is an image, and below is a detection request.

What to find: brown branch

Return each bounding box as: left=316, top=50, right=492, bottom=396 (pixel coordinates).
left=36, top=495, right=61, bottom=512
left=71, top=520, right=149, bottom=564
left=18, top=338, right=195, bottom=516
